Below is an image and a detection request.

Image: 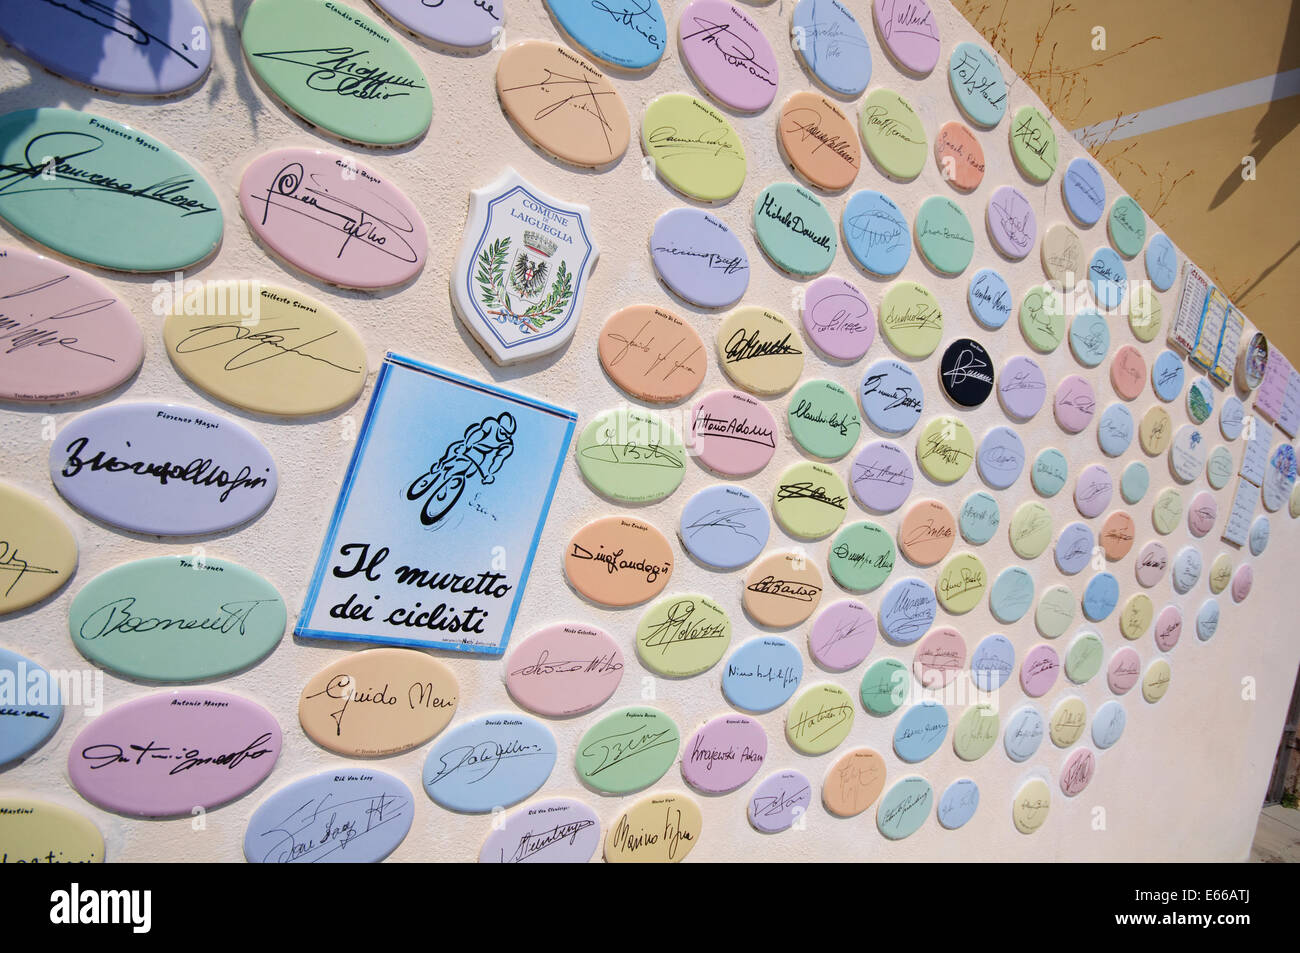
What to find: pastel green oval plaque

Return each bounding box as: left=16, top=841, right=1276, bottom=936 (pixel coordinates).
left=859, top=88, right=927, bottom=180
left=68, top=555, right=286, bottom=681
left=786, top=683, right=855, bottom=754
left=1009, top=105, right=1058, bottom=183
left=576, top=407, right=686, bottom=503
left=636, top=594, right=731, bottom=678
left=861, top=658, right=909, bottom=715
left=828, top=521, right=895, bottom=592
left=952, top=703, right=999, bottom=761
left=1035, top=584, right=1075, bottom=638
left=242, top=0, right=433, bottom=147
left=1064, top=632, right=1103, bottom=683
left=0, top=108, right=222, bottom=272
left=576, top=706, right=680, bottom=794
left=1019, top=285, right=1065, bottom=353
left=915, top=196, right=974, bottom=275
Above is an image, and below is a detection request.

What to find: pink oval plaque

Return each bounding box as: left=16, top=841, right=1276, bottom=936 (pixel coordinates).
left=1154, top=604, right=1182, bottom=652
left=1060, top=747, right=1095, bottom=796
left=1231, top=564, right=1253, bottom=602
left=1188, top=491, right=1218, bottom=538
left=1107, top=647, right=1141, bottom=694
left=505, top=622, right=624, bottom=717
left=1054, top=374, right=1096, bottom=433
left=913, top=626, right=966, bottom=689
left=68, top=690, right=281, bottom=817
left=1021, top=644, right=1060, bottom=697
left=239, top=147, right=428, bottom=289
left=0, top=245, right=143, bottom=402
left=679, top=0, right=779, bottom=113
left=1110, top=345, right=1146, bottom=400
left=808, top=599, right=876, bottom=671
left=689, top=389, right=778, bottom=476
left=681, top=713, right=767, bottom=794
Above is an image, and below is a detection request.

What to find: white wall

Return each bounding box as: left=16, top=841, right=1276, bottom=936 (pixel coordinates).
left=1, top=0, right=1297, bottom=862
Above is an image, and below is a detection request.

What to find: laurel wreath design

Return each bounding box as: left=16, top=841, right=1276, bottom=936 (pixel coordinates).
left=475, top=237, right=573, bottom=330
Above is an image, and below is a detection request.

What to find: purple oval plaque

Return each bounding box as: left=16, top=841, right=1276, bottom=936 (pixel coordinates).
left=850, top=439, right=914, bottom=512
left=802, top=275, right=876, bottom=361
left=747, top=769, right=812, bottom=833
left=681, top=713, right=767, bottom=794
left=999, top=354, right=1047, bottom=419
left=986, top=185, right=1036, bottom=260
left=1020, top=644, right=1060, bottom=697
left=808, top=599, right=877, bottom=671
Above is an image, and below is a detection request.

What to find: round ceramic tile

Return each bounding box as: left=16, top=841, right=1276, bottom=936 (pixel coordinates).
left=1154, top=603, right=1183, bottom=651
left=1206, top=445, right=1234, bottom=489
left=998, top=354, right=1048, bottom=419
left=893, top=701, right=949, bottom=763
left=678, top=484, right=770, bottom=569
left=722, top=637, right=803, bottom=711
left=1186, top=378, right=1214, bottom=425
left=860, top=358, right=924, bottom=434
left=1100, top=511, right=1136, bottom=560
left=989, top=566, right=1035, bottom=623
left=1152, top=486, right=1182, bottom=534
left=1128, top=283, right=1163, bottom=342
left=788, top=378, right=862, bottom=459
left=689, top=390, right=778, bottom=477
left=678, top=0, right=778, bottom=113
left=801, top=275, right=875, bottom=361
left=1249, top=515, right=1270, bottom=555
left=861, top=658, right=910, bottom=715
left=940, top=338, right=995, bottom=408
left=969, top=268, right=1012, bottom=329
left=841, top=189, right=911, bottom=277
left=1041, top=222, right=1085, bottom=284
left=959, top=491, right=1001, bottom=544
left=1196, top=599, right=1220, bottom=641
left=1208, top=553, right=1233, bottom=594
left=1036, top=585, right=1075, bottom=638
left=971, top=633, right=1015, bottom=691
left=603, top=792, right=701, bottom=862
left=1263, top=445, right=1298, bottom=512
left=1020, top=644, right=1060, bottom=697
left=938, top=778, right=981, bottom=829
left=1065, top=632, right=1104, bottom=684
left=1009, top=501, right=1053, bottom=559
left=822, top=748, right=887, bottom=818
left=934, top=121, right=986, bottom=191
left=808, top=600, right=876, bottom=671
left=747, top=769, right=813, bottom=833
left=786, top=683, right=855, bottom=754
left=952, top=705, right=998, bottom=762
left=1074, top=464, right=1113, bottom=518
left=1082, top=572, right=1120, bottom=622
left=935, top=552, right=987, bottom=615
left=1111, top=345, right=1147, bottom=400
left=1231, top=564, right=1253, bottom=602
left=912, top=626, right=967, bottom=689
left=753, top=183, right=837, bottom=277
left=1019, top=285, right=1065, bottom=354
left=878, top=577, right=938, bottom=644
left=791, top=0, right=872, bottom=97
left=1089, top=246, right=1128, bottom=309
left=977, top=426, right=1025, bottom=490
left=1187, top=490, right=1218, bottom=537
left=1139, top=405, right=1173, bottom=455
left=565, top=517, right=674, bottom=606
left=778, top=92, right=861, bottom=191
left=1145, top=233, right=1177, bottom=291
left=1060, top=748, right=1096, bottom=797
left=1031, top=448, right=1068, bottom=497
left=1062, top=156, right=1105, bottom=226
left=1121, top=461, right=1150, bottom=504
left=1108, top=196, right=1146, bottom=258
left=650, top=207, right=750, bottom=308
left=641, top=93, right=747, bottom=202
left=575, top=707, right=677, bottom=795
left=742, top=551, right=824, bottom=628
left=1098, top=403, right=1135, bottom=457
left=1119, top=593, right=1152, bottom=640
left=828, top=521, right=896, bottom=592
left=1054, top=521, right=1095, bottom=575
left=1049, top=696, right=1087, bottom=747
left=576, top=408, right=686, bottom=502
left=1151, top=350, right=1185, bottom=402
left=1142, top=659, right=1171, bottom=703
left=1108, top=646, right=1141, bottom=694
left=716, top=306, right=805, bottom=395
left=1168, top=425, right=1208, bottom=484
left=598, top=305, right=707, bottom=403
left=877, top=776, right=934, bottom=840
left=1135, top=540, right=1168, bottom=588
left=1055, top=375, right=1097, bottom=434
left=915, top=196, right=975, bottom=275
left=948, top=40, right=1007, bottom=127
left=1009, top=105, right=1058, bottom=183
left=636, top=595, right=731, bottom=678
left=1004, top=705, right=1045, bottom=762
left=880, top=281, right=943, bottom=359
left=850, top=440, right=914, bottom=513
left=773, top=460, right=850, bottom=540
left=681, top=714, right=767, bottom=794
left=1068, top=311, right=1110, bottom=370
left=859, top=88, right=927, bottom=180
left=1092, top=700, right=1127, bottom=748
left=986, top=185, right=1036, bottom=260
left=916, top=415, right=974, bottom=483
left=874, top=0, right=940, bottom=74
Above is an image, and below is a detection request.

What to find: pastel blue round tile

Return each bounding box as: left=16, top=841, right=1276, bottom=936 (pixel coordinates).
left=861, top=358, right=924, bottom=434
left=878, top=576, right=937, bottom=644
left=893, top=700, right=949, bottom=763
left=544, top=0, right=667, bottom=70
left=971, top=633, right=1015, bottom=691
left=1145, top=233, right=1177, bottom=291
left=1196, top=599, right=1219, bottom=642
left=989, top=566, right=1034, bottom=623
left=1003, top=705, right=1045, bottom=762
left=1152, top=350, right=1185, bottom=402
left=1250, top=516, right=1270, bottom=556
left=1121, top=461, right=1150, bottom=504
left=679, top=484, right=770, bottom=569
left=423, top=714, right=557, bottom=813
left=0, top=647, right=63, bottom=765
left=1092, top=700, right=1127, bottom=749
left=722, top=637, right=804, bottom=711
left=1069, top=309, right=1110, bottom=367
left=1063, top=157, right=1105, bottom=226
left=1171, top=546, right=1202, bottom=594
left=948, top=42, right=1007, bottom=128
left=1082, top=572, right=1120, bottom=622
left=937, top=778, right=980, bottom=830
left=791, top=0, right=872, bottom=96
left=1089, top=247, right=1127, bottom=309
left=1220, top=395, right=1245, bottom=440
left=968, top=268, right=1012, bottom=329
left=977, top=426, right=1025, bottom=490
left=876, top=776, right=932, bottom=840
left=1054, top=521, right=1095, bottom=575
left=1032, top=448, right=1068, bottom=497
left=959, top=491, right=1001, bottom=544
left=842, top=190, right=911, bottom=277
left=1097, top=403, right=1134, bottom=457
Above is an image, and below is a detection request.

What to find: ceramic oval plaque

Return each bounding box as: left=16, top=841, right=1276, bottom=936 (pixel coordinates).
left=774, top=460, right=850, bottom=540
left=1063, top=157, right=1105, bottom=225
left=300, top=647, right=458, bottom=756
left=748, top=769, right=812, bottom=833
left=916, top=195, right=974, bottom=275
left=948, top=41, right=1006, bottom=128
left=934, top=121, right=985, bottom=191
left=743, top=550, right=823, bottom=628
left=851, top=440, right=914, bottom=514
left=873, top=0, right=939, bottom=75
left=788, top=378, right=861, bottom=459
left=244, top=768, right=414, bottom=863
left=893, top=701, right=948, bottom=763
left=681, top=714, right=767, bottom=793
left=642, top=93, right=746, bottom=202
left=860, top=358, right=924, bottom=434
left=598, top=304, right=706, bottom=403
left=842, top=189, right=910, bottom=277
left=50, top=402, right=277, bottom=536
left=786, top=683, right=854, bottom=755
left=807, top=599, right=876, bottom=671
left=823, top=747, right=886, bottom=817
left=717, top=306, right=805, bottom=395
left=0, top=798, right=104, bottom=864
left=242, top=0, right=433, bottom=147
left=689, top=389, right=778, bottom=476
left=650, top=207, right=749, bottom=308
left=545, top=0, right=666, bottom=70
left=1013, top=779, right=1051, bottom=834
left=576, top=706, right=679, bottom=794
left=1004, top=705, right=1045, bottom=762
left=861, top=657, right=909, bottom=714
left=239, top=148, right=427, bottom=289
left=163, top=284, right=367, bottom=417
left=0, top=647, right=63, bottom=765
left=0, top=482, right=77, bottom=614
left=679, top=484, right=769, bottom=568
left=791, top=0, right=871, bottom=96
left=637, top=594, right=731, bottom=678
left=575, top=407, right=686, bottom=503
left=778, top=91, right=860, bottom=191
left=506, top=623, right=622, bottom=716
left=565, top=516, right=673, bottom=607
left=753, top=182, right=837, bottom=277
left=69, top=554, right=285, bottom=682
left=679, top=0, right=778, bottom=113
left=0, top=247, right=144, bottom=402
left=1009, top=105, right=1058, bottom=184
left=479, top=797, right=602, bottom=864
left=859, top=88, right=927, bottom=180
left=722, top=636, right=803, bottom=711
left=0, top=108, right=221, bottom=272
left=605, top=792, right=700, bottom=863
left=424, top=713, right=556, bottom=812
left=370, top=0, right=502, bottom=50
left=877, top=776, right=932, bottom=840
left=68, top=689, right=280, bottom=816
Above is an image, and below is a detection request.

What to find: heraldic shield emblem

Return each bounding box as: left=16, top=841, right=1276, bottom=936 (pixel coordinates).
left=452, top=168, right=599, bottom=365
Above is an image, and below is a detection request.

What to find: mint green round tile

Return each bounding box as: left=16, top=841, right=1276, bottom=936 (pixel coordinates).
left=1108, top=196, right=1146, bottom=258
left=1121, top=461, right=1149, bottom=503
left=860, top=88, right=927, bottom=180
left=915, top=196, right=975, bottom=275
left=575, top=706, right=679, bottom=794
left=788, top=379, right=862, bottom=460
left=953, top=703, right=999, bottom=761
left=1036, top=584, right=1075, bottom=638
left=861, top=658, right=909, bottom=715
left=1065, top=631, right=1104, bottom=684
left=1019, top=285, right=1065, bottom=353
left=575, top=407, right=686, bottom=503
left=1009, top=105, right=1058, bottom=183
left=828, top=521, right=895, bottom=592
left=754, top=182, right=837, bottom=277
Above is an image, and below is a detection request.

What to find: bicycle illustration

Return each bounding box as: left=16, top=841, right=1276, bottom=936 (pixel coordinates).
left=407, top=413, right=517, bottom=527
